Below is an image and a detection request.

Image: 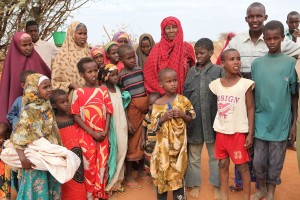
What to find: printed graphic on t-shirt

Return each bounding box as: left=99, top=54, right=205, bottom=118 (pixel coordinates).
left=217, top=95, right=240, bottom=120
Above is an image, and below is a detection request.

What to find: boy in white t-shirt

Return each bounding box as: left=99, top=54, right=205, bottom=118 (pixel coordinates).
left=209, top=48, right=255, bottom=200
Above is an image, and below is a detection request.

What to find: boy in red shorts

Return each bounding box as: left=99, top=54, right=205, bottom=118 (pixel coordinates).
left=209, top=48, right=255, bottom=200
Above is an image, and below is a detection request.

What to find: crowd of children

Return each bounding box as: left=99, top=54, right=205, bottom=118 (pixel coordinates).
left=0, top=2, right=300, bottom=200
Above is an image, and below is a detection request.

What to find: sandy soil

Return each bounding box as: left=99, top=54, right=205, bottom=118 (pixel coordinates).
left=109, top=148, right=300, bottom=200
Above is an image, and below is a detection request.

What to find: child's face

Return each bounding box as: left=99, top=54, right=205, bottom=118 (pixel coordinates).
left=194, top=47, right=212, bottom=66
left=141, top=39, right=152, bottom=56
left=263, top=28, right=284, bottom=54
left=121, top=49, right=136, bottom=69
left=19, top=36, right=33, bottom=57
left=221, top=51, right=241, bottom=75
left=93, top=53, right=104, bottom=67
left=74, top=26, right=87, bottom=47
left=107, top=45, right=119, bottom=65
left=80, top=62, right=98, bottom=85
left=107, top=69, right=119, bottom=85
left=287, top=15, right=300, bottom=33
left=54, top=94, right=69, bottom=113
left=38, top=79, right=52, bottom=100
left=245, top=6, right=267, bottom=33
left=160, top=71, right=178, bottom=94
left=164, top=24, right=178, bottom=41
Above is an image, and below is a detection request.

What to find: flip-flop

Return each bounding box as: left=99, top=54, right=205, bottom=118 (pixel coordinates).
left=126, top=182, right=142, bottom=190
left=229, top=185, right=243, bottom=192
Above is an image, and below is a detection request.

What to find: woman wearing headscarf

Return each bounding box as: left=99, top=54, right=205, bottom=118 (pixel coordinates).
left=215, top=32, right=236, bottom=65
left=143, top=16, right=195, bottom=95
left=0, top=32, right=51, bottom=129
left=136, top=33, right=155, bottom=68
left=112, top=31, right=132, bottom=45
left=51, top=21, right=90, bottom=93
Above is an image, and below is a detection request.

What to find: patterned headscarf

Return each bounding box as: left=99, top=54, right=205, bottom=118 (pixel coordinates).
left=90, top=47, right=104, bottom=58
left=101, top=64, right=118, bottom=82
left=143, top=16, right=195, bottom=94
left=11, top=73, right=61, bottom=149
left=104, top=41, right=118, bottom=53
left=112, top=31, right=132, bottom=45
left=51, top=21, right=90, bottom=92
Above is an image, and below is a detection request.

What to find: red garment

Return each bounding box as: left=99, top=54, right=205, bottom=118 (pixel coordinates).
left=58, top=121, right=86, bottom=200
left=70, top=86, right=113, bottom=199
left=143, top=16, right=195, bottom=95
left=103, top=51, right=124, bottom=72
left=215, top=32, right=236, bottom=65
left=0, top=32, right=51, bottom=125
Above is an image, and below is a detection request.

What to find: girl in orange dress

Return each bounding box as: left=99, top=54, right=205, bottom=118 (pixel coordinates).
left=71, top=57, right=113, bottom=200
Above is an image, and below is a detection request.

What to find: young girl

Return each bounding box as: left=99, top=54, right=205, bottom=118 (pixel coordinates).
left=209, top=49, right=254, bottom=200
left=104, top=41, right=124, bottom=72
left=136, top=34, right=155, bottom=68
left=11, top=73, right=62, bottom=199
left=149, top=68, right=195, bottom=200
left=100, top=64, right=131, bottom=194
left=51, top=89, right=86, bottom=200
left=71, top=57, right=113, bottom=199
left=90, top=47, right=105, bottom=69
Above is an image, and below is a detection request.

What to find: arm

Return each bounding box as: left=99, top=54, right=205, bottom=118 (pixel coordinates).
left=16, top=149, right=34, bottom=169
left=141, top=126, right=146, bottom=149
left=245, top=86, right=255, bottom=149
left=125, top=109, right=135, bottom=134
left=289, top=92, right=298, bottom=143
left=173, top=109, right=193, bottom=124
left=73, top=114, right=101, bottom=141
left=99, top=113, right=111, bottom=141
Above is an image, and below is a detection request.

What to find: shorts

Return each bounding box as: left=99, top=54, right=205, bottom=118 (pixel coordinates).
left=215, top=132, right=250, bottom=164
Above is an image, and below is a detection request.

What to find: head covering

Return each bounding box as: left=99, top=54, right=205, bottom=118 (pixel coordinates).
left=0, top=31, right=51, bottom=125
left=38, top=75, right=49, bottom=86
left=104, top=41, right=118, bottom=53
left=215, top=32, right=236, bottom=65
left=136, top=33, right=155, bottom=68
left=11, top=73, right=61, bottom=149
left=143, top=16, right=196, bottom=94
left=51, top=21, right=90, bottom=92
left=100, top=64, right=118, bottom=82
left=90, top=47, right=104, bottom=58
left=112, top=31, right=132, bottom=45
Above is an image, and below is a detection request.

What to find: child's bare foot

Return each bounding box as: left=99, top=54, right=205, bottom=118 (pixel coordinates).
left=252, top=189, right=267, bottom=200
left=137, top=170, right=147, bottom=179
left=189, top=186, right=200, bottom=199
left=126, top=177, right=142, bottom=190
left=266, top=184, right=275, bottom=200
left=214, top=186, right=221, bottom=200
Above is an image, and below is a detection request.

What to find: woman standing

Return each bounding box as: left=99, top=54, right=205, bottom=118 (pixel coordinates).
left=143, top=16, right=195, bottom=94
left=51, top=21, right=90, bottom=93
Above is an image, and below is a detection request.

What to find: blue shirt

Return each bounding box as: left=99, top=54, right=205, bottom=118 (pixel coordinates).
left=6, top=96, right=22, bottom=129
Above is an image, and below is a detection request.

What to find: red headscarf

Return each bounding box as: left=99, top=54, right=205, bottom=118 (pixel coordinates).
left=0, top=31, right=51, bottom=125
left=143, top=16, right=195, bottom=94
left=215, top=32, right=236, bottom=65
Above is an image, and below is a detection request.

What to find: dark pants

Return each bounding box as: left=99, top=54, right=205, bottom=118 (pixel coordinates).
left=253, top=138, right=287, bottom=185
left=157, top=187, right=186, bottom=200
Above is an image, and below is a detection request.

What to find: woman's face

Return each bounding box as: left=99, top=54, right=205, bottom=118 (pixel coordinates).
left=164, top=25, right=178, bottom=41
left=74, top=26, right=87, bottom=47
left=117, top=37, right=128, bottom=45
left=19, top=36, right=33, bottom=57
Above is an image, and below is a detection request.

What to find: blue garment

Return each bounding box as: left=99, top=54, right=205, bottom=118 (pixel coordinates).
left=6, top=96, right=22, bottom=129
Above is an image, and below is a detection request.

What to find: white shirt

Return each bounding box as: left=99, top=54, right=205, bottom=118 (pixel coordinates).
left=34, top=39, right=59, bottom=69
left=226, top=32, right=300, bottom=73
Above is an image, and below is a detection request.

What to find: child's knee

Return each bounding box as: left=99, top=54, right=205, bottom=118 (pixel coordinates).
left=236, top=163, right=249, bottom=173
left=219, top=158, right=229, bottom=169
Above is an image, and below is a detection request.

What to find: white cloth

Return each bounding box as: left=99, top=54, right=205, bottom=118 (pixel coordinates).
left=34, top=39, right=59, bottom=69
left=226, top=32, right=300, bottom=73
left=0, top=137, right=81, bottom=184
left=209, top=78, right=254, bottom=134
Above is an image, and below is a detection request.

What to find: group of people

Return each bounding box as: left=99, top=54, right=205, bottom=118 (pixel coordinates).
left=0, top=1, right=300, bottom=200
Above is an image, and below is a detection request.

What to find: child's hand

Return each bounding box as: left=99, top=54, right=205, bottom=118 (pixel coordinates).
left=140, top=138, right=145, bottom=150
left=98, top=132, right=106, bottom=142
left=164, top=110, right=174, bottom=120
left=244, top=134, right=253, bottom=149
left=128, top=121, right=136, bottom=135
left=89, top=130, right=103, bottom=142
left=288, top=124, right=296, bottom=143
left=20, top=158, right=35, bottom=170
left=173, top=109, right=185, bottom=118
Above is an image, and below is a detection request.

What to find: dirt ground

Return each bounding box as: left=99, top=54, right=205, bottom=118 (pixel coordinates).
left=109, top=148, right=300, bottom=200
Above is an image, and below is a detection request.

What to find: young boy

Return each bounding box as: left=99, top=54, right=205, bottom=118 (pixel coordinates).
left=184, top=38, right=223, bottom=199
left=118, top=44, right=148, bottom=190
left=209, top=49, right=254, bottom=200
left=252, top=20, right=297, bottom=200
left=71, top=57, right=113, bottom=199
left=7, top=70, right=36, bottom=129
left=149, top=68, right=195, bottom=200
left=286, top=11, right=300, bottom=45
left=141, top=92, right=161, bottom=182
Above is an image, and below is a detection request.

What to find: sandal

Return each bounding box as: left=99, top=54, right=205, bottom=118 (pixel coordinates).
left=229, top=185, right=243, bottom=192
left=126, top=181, right=142, bottom=190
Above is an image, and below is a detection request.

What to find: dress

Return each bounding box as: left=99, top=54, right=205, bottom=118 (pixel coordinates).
left=70, top=86, right=113, bottom=199
left=57, top=119, right=86, bottom=200
left=0, top=159, right=11, bottom=199
left=105, top=87, right=131, bottom=192
left=149, top=95, right=196, bottom=194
